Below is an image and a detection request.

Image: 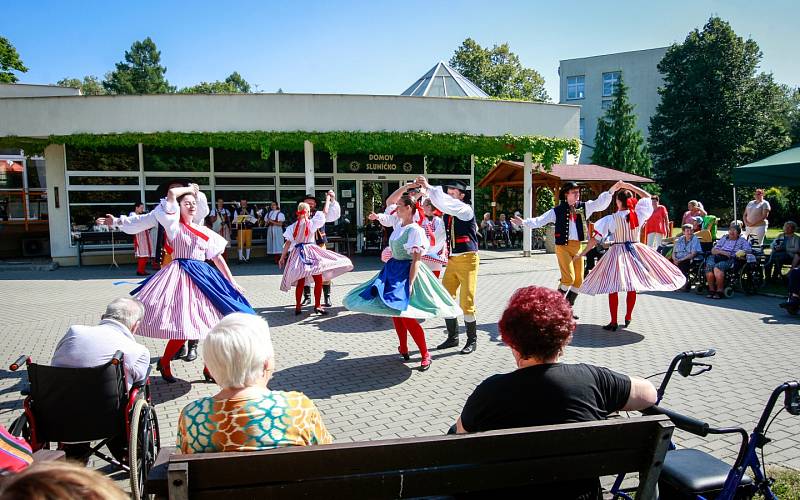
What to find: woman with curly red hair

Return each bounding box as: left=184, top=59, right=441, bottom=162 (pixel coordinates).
left=455, top=286, right=656, bottom=499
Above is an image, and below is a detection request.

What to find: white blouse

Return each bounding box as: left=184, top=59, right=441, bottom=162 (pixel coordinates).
left=592, top=199, right=654, bottom=239
left=389, top=223, right=429, bottom=256
left=283, top=211, right=327, bottom=246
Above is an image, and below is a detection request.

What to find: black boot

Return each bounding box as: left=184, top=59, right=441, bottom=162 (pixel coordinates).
left=302, top=285, right=312, bottom=306
left=565, top=290, right=579, bottom=320
left=437, top=318, right=459, bottom=349
left=322, top=284, right=332, bottom=308
left=184, top=340, right=198, bottom=362
left=461, top=321, right=477, bottom=354
left=172, top=342, right=187, bottom=361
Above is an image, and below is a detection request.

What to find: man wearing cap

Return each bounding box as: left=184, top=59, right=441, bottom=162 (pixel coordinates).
left=512, top=181, right=621, bottom=318
left=300, top=191, right=342, bottom=308
left=416, top=176, right=479, bottom=355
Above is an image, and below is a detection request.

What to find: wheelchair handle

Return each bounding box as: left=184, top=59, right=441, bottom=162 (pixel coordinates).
left=657, top=348, right=717, bottom=401
left=642, top=405, right=710, bottom=437
left=9, top=355, right=29, bottom=371
left=685, top=349, right=716, bottom=359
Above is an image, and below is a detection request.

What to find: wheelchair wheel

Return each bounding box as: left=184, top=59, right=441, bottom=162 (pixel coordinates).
left=723, top=286, right=735, bottom=298
left=9, top=413, right=31, bottom=442
left=128, top=398, right=160, bottom=500
left=695, top=283, right=707, bottom=295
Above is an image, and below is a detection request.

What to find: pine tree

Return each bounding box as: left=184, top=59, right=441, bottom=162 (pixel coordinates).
left=591, top=75, right=651, bottom=177
left=103, top=37, right=175, bottom=94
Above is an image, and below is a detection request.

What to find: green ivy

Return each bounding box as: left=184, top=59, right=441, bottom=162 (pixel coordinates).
left=0, top=130, right=579, bottom=166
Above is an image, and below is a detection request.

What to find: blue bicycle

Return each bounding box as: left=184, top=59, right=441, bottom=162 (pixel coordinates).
left=647, top=380, right=800, bottom=499
left=610, top=348, right=717, bottom=499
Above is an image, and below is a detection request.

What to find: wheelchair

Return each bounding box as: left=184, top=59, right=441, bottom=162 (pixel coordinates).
left=8, top=351, right=160, bottom=499
left=696, top=253, right=765, bottom=298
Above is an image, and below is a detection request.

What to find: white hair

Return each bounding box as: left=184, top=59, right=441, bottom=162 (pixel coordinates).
left=102, top=297, right=144, bottom=330
left=203, top=313, right=274, bottom=389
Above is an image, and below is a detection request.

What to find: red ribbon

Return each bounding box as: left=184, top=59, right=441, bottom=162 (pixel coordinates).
left=181, top=221, right=210, bottom=241
left=627, top=198, right=640, bottom=229
left=292, top=215, right=310, bottom=241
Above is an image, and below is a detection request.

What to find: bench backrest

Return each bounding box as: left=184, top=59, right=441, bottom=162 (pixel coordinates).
left=149, top=415, right=672, bottom=500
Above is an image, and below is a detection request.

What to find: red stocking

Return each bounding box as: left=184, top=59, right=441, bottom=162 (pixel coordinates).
left=136, top=257, right=148, bottom=274
left=295, top=278, right=305, bottom=309
left=405, top=318, right=429, bottom=358
left=625, top=291, right=637, bottom=322
left=313, top=274, right=323, bottom=308
left=160, top=340, right=184, bottom=377
left=392, top=318, right=409, bottom=353
left=608, top=293, right=619, bottom=324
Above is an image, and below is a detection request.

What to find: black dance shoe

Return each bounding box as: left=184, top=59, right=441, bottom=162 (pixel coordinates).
left=602, top=323, right=619, bottom=331
left=313, top=307, right=328, bottom=315
left=184, top=341, right=198, bottom=362
left=156, top=360, right=176, bottom=383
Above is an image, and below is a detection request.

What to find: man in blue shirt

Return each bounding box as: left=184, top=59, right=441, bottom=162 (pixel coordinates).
left=672, top=223, right=702, bottom=290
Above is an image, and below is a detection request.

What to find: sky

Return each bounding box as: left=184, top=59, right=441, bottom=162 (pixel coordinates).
left=4, top=0, right=799, bottom=100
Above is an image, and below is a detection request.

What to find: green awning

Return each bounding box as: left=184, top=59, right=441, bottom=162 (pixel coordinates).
left=733, top=146, right=800, bottom=186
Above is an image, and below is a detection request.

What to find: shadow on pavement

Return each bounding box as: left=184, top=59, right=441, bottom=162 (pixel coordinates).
left=269, top=350, right=412, bottom=399
left=314, top=313, right=394, bottom=334
left=569, top=324, right=645, bottom=348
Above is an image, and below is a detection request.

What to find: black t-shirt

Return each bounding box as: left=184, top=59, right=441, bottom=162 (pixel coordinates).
left=459, top=363, right=631, bottom=500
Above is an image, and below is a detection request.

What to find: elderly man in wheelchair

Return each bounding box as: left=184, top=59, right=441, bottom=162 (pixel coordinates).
left=8, top=297, right=160, bottom=499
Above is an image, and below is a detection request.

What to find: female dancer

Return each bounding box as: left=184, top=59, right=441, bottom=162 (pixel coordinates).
left=131, top=185, right=254, bottom=382
left=575, top=183, right=686, bottom=330
left=344, top=195, right=462, bottom=371
left=420, top=198, right=448, bottom=278
left=279, top=194, right=353, bottom=315
left=265, top=201, right=285, bottom=264
left=130, top=202, right=153, bottom=276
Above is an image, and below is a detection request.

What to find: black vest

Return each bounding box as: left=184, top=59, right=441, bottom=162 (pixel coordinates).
left=553, top=202, right=587, bottom=245
left=444, top=214, right=478, bottom=254
left=311, top=210, right=327, bottom=245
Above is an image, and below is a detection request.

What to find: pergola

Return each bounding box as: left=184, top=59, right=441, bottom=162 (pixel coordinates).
left=478, top=160, right=654, bottom=220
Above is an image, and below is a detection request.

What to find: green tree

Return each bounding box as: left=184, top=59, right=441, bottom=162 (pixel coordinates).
left=783, top=85, right=800, bottom=146
left=450, top=38, right=549, bottom=102
left=648, top=17, right=791, bottom=217
left=591, top=75, right=651, bottom=177
left=103, top=37, right=175, bottom=94
left=57, top=75, right=106, bottom=95
left=180, top=72, right=252, bottom=94
left=0, top=36, right=28, bottom=83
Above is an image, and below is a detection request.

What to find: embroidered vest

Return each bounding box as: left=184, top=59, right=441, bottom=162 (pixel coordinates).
left=443, top=214, right=478, bottom=254
left=553, top=201, right=587, bottom=245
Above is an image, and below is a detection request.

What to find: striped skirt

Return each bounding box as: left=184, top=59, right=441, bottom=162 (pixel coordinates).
left=280, top=243, right=353, bottom=292
left=577, top=241, right=686, bottom=295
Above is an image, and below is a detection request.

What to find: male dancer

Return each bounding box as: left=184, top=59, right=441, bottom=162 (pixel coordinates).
left=512, top=181, right=621, bottom=318
left=233, top=199, right=257, bottom=263
left=98, top=179, right=210, bottom=362
left=416, top=176, right=479, bottom=354
left=301, top=191, right=341, bottom=307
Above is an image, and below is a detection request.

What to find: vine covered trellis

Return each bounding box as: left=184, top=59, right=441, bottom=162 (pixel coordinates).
left=0, top=130, right=579, bottom=168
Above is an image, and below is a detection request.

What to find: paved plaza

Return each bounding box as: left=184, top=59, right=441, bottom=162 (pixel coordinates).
left=1, top=249, right=798, bottom=488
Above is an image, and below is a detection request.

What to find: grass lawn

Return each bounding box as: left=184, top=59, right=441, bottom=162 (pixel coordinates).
left=758, top=467, right=800, bottom=499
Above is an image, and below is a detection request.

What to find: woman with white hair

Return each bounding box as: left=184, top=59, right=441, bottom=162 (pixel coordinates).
left=177, top=313, right=332, bottom=453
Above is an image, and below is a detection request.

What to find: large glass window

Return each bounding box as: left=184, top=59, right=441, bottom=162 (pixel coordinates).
left=214, top=176, right=275, bottom=186
left=66, top=146, right=139, bottom=171
left=279, top=189, right=307, bottom=223
left=26, top=158, right=46, bottom=188
left=603, top=71, right=621, bottom=97
left=0, top=159, right=24, bottom=188
left=278, top=151, right=304, bottom=173
left=214, top=148, right=274, bottom=173
left=426, top=156, right=470, bottom=175
left=27, top=191, right=48, bottom=220
left=144, top=147, right=210, bottom=172
left=567, top=75, right=585, bottom=100
left=215, top=189, right=276, bottom=205
left=69, top=175, right=140, bottom=186
left=314, top=152, right=333, bottom=173
left=144, top=176, right=210, bottom=187
left=579, top=118, right=585, bottom=141
left=601, top=99, right=612, bottom=110
left=279, top=177, right=306, bottom=186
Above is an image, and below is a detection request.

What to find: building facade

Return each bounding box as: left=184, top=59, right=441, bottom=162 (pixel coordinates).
left=559, top=47, right=668, bottom=163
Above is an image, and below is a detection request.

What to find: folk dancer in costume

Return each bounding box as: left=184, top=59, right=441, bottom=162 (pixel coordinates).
left=511, top=181, right=622, bottom=319
left=233, top=199, right=257, bottom=263
left=575, top=183, right=686, bottom=331
left=264, top=201, right=286, bottom=264
left=279, top=194, right=353, bottom=316
left=344, top=195, right=461, bottom=371
left=130, top=202, right=153, bottom=276
left=99, top=179, right=211, bottom=362
left=300, top=192, right=342, bottom=308
left=210, top=198, right=232, bottom=259
left=416, top=176, right=480, bottom=355
left=130, top=184, right=253, bottom=383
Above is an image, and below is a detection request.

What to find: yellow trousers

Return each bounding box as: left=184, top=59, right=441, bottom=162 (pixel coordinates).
left=237, top=229, right=253, bottom=249
left=555, top=240, right=583, bottom=288
left=442, top=252, right=480, bottom=316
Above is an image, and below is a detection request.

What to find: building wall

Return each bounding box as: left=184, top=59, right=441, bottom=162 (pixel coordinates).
left=0, top=83, right=81, bottom=98
left=559, top=47, right=667, bottom=163
left=43, top=144, right=73, bottom=264
left=0, top=93, right=579, bottom=138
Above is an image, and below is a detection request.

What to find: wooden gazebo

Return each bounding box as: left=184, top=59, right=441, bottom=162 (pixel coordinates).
left=478, top=160, right=653, bottom=219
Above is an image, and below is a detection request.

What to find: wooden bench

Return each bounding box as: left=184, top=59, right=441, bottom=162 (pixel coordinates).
left=147, top=415, right=672, bottom=500
left=75, top=231, right=134, bottom=267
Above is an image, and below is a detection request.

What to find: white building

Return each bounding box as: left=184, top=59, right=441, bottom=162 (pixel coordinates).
left=559, top=47, right=668, bottom=163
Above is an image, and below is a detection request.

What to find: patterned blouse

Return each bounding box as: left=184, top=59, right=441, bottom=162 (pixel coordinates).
left=177, top=391, right=333, bottom=453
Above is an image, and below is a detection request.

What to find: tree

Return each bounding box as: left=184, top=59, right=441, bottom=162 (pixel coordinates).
left=648, top=17, right=791, bottom=218
left=782, top=85, right=800, bottom=146
left=103, top=37, right=175, bottom=94
left=0, top=36, right=28, bottom=83
left=450, top=38, right=549, bottom=102
left=57, top=76, right=106, bottom=95
left=180, top=72, right=252, bottom=94
left=591, top=75, right=651, bottom=177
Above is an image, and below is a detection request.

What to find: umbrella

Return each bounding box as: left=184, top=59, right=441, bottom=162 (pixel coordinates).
left=733, top=146, right=800, bottom=187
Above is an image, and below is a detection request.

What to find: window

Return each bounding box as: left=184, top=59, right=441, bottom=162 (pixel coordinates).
left=66, top=146, right=139, bottom=171
left=143, top=147, right=210, bottom=172
left=579, top=119, right=585, bottom=141
left=278, top=151, right=304, bottom=173
left=566, top=76, right=585, bottom=100
left=425, top=156, right=470, bottom=175
left=601, top=99, right=612, bottom=110
left=602, top=71, right=621, bottom=97
left=214, top=148, right=274, bottom=173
